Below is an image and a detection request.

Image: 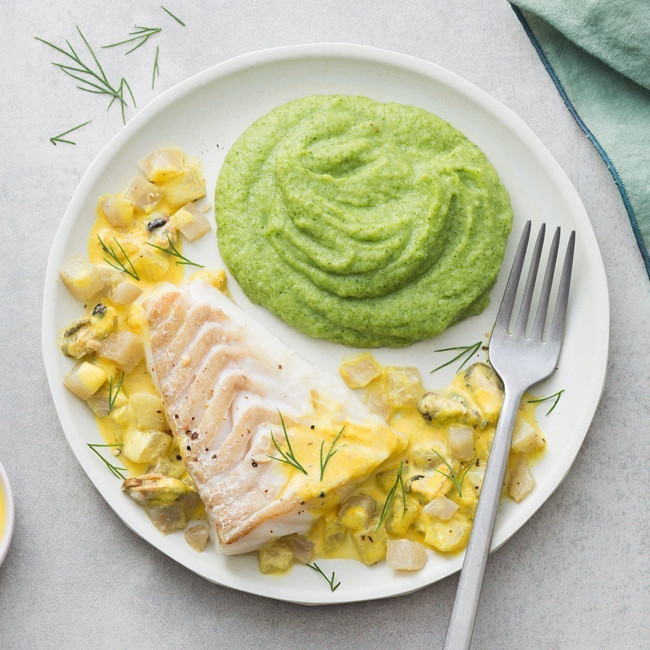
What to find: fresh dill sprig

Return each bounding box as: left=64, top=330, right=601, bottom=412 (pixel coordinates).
left=430, top=340, right=482, bottom=374
left=108, top=372, right=125, bottom=414
left=88, top=443, right=126, bottom=480
left=528, top=389, right=565, bottom=415
left=35, top=27, right=135, bottom=124
left=430, top=449, right=475, bottom=498
left=151, top=45, right=160, bottom=90
left=267, top=411, right=308, bottom=475
left=103, top=25, right=162, bottom=55
left=147, top=233, right=204, bottom=268
left=98, top=234, right=140, bottom=280
left=376, top=461, right=406, bottom=531
left=307, top=563, right=341, bottom=592
left=161, top=6, right=186, bottom=26
left=50, top=120, right=92, bottom=146
left=319, top=426, right=346, bottom=481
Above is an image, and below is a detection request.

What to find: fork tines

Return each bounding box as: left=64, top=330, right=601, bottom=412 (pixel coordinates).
left=497, top=220, right=575, bottom=344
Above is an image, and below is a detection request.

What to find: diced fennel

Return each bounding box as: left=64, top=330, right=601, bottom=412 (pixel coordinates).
left=63, top=362, right=107, bottom=400
left=110, top=280, right=143, bottom=305
left=122, top=429, right=171, bottom=464
left=424, top=514, right=472, bottom=553
left=172, top=202, right=211, bottom=241
left=99, top=195, right=134, bottom=229
left=124, top=176, right=163, bottom=213
left=351, top=524, right=388, bottom=565
left=59, top=255, right=104, bottom=301
left=422, top=496, right=459, bottom=521
left=511, top=418, right=545, bottom=454
left=385, top=366, right=421, bottom=407
left=447, top=424, right=475, bottom=461
left=157, top=164, right=206, bottom=210
left=507, top=456, right=536, bottom=502
left=338, top=495, right=376, bottom=531
left=98, top=331, right=144, bottom=373
left=386, top=539, right=427, bottom=571
left=130, top=393, right=167, bottom=431
left=338, top=352, right=382, bottom=388
left=138, top=148, right=185, bottom=183
left=185, top=524, right=210, bottom=552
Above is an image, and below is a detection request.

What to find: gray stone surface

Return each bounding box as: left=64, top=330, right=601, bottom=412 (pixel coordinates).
left=1, top=1, right=648, bottom=648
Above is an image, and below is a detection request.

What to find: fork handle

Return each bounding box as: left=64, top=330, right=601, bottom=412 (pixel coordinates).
left=443, top=388, right=524, bottom=650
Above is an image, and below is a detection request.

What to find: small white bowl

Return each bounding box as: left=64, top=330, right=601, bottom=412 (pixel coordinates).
left=0, top=460, right=15, bottom=567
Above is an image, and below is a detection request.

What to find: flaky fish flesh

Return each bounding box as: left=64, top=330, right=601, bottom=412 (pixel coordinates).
left=142, top=279, right=404, bottom=554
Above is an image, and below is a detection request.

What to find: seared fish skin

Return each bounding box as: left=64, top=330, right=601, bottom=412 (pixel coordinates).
left=142, top=279, right=404, bottom=554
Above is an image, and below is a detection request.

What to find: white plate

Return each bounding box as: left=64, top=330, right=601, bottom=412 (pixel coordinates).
left=42, top=44, right=609, bottom=605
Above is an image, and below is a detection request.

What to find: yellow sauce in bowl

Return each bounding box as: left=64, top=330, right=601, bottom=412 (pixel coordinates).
left=0, top=460, right=14, bottom=567
left=0, top=487, right=5, bottom=540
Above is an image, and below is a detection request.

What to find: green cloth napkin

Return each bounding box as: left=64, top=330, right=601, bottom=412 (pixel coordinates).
left=510, top=0, right=650, bottom=278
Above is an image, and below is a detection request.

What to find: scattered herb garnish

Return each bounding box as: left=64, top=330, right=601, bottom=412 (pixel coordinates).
left=49, top=120, right=92, bottom=146
left=307, top=563, right=341, bottom=592
left=319, top=426, right=346, bottom=481
left=430, top=340, right=482, bottom=374
left=108, top=372, right=125, bottom=414
left=98, top=234, right=140, bottom=280
left=161, top=6, right=186, bottom=26
left=35, top=27, right=135, bottom=124
left=103, top=25, right=162, bottom=55
left=267, top=411, right=308, bottom=475
left=88, top=443, right=126, bottom=480
left=147, top=233, right=204, bottom=268
left=376, top=461, right=406, bottom=531
left=151, top=45, right=160, bottom=90
left=430, top=449, right=475, bottom=498
left=528, top=389, right=565, bottom=415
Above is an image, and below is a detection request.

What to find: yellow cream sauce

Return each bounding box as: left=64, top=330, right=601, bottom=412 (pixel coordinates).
left=88, top=196, right=185, bottom=476
left=63, top=149, right=547, bottom=574
left=299, top=365, right=546, bottom=564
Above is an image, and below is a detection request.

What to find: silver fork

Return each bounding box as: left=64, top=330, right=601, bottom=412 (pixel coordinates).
left=443, top=221, right=576, bottom=650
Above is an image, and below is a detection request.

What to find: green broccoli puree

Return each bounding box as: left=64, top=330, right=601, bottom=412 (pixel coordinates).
left=215, top=95, right=512, bottom=347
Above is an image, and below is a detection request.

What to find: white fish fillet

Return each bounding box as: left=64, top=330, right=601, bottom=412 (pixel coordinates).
left=142, top=278, right=404, bottom=554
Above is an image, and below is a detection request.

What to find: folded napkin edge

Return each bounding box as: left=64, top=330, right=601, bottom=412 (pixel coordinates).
left=511, top=5, right=650, bottom=278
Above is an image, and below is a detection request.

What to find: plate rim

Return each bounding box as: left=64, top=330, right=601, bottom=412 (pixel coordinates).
left=41, top=42, right=609, bottom=605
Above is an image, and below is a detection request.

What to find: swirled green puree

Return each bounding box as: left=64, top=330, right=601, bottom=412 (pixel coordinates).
left=215, top=95, right=513, bottom=347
